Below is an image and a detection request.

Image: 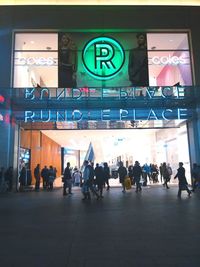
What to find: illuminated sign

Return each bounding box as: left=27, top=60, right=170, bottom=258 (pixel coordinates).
left=82, top=36, right=125, bottom=80
left=24, top=86, right=185, bottom=100
left=16, top=57, right=55, bottom=66
left=151, top=55, right=185, bottom=65
left=24, top=108, right=189, bottom=122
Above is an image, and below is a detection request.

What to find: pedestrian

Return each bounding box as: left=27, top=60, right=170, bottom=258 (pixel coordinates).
left=162, top=162, right=170, bottom=189
left=95, top=163, right=104, bottom=198
left=118, top=161, right=127, bottom=193
left=191, top=163, right=200, bottom=192
left=133, top=161, right=143, bottom=192
left=34, top=164, right=40, bottom=191
left=41, top=166, right=49, bottom=189
left=103, top=162, right=110, bottom=191
left=174, top=162, right=192, bottom=198
left=48, top=165, right=55, bottom=191
left=63, top=162, right=72, bottom=195
left=4, top=166, right=13, bottom=192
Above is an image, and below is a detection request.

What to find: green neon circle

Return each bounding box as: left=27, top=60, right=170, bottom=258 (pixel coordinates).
left=82, top=36, right=125, bottom=80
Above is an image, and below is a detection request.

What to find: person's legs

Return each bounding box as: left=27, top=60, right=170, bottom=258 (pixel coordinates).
left=63, top=182, right=67, bottom=195
left=178, top=188, right=182, bottom=197
left=186, top=186, right=192, bottom=196
left=122, top=181, right=126, bottom=192
left=68, top=180, right=72, bottom=194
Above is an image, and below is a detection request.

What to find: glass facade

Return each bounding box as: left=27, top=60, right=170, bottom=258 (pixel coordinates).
left=13, top=31, right=193, bottom=88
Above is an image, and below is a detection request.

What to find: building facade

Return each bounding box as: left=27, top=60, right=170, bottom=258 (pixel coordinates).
left=0, top=5, right=200, bottom=185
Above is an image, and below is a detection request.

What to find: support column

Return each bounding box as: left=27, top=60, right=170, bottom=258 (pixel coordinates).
left=187, top=106, right=200, bottom=165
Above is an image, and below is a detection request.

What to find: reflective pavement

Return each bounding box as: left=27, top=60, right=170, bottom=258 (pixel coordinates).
left=0, top=185, right=200, bottom=267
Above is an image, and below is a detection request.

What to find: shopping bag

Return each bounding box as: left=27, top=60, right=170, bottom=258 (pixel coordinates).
left=124, top=177, right=132, bottom=190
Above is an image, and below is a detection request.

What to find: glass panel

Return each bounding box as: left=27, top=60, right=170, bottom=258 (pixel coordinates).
left=14, top=51, right=58, bottom=87
left=148, top=51, right=192, bottom=86
left=15, top=33, right=58, bottom=50
left=147, top=33, right=189, bottom=50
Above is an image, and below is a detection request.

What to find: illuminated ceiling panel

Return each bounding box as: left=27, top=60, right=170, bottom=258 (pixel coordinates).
left=1, top=0, right=200, bottom=6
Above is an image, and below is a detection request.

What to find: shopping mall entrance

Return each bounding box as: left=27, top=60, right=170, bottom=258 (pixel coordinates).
left=19, top=120, right=190, bottom=187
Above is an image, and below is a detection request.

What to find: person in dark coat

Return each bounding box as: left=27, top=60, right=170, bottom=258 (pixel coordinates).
left=103, top=162, right=110, bottom=191
left=63, top=162, right=72, bottom=195
left=133, top=161, right=143, bottom=193
left=48, top=166, right=55, bottom=191
left=191, top=163, right=200, bottom=192
left=19, top=166, right=26, bottom=191
left=34, top=164, right=40, bottom=191
left=118, top=161, right=127, bottom=193
left=95, top=163, right=104, bottom=198
left=162, top=162, right=170, bottom=189
left=4, top=166, right=13, bottom=192
left=128, top=33, right=149, bottom=87
left=174, top=162, right=192, bottom=198
left=41, top=166, right=49, bottom=189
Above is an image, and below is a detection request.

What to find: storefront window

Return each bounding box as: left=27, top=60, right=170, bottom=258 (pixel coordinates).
left=14, top=33, right=58, bottom=87
left=147, top=33, right=192, bottom=86
left=13, top=32, right=193, bottom=88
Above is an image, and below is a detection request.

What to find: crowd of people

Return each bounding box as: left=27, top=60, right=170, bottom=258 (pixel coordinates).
left=1, top=161, right=200, bottom=199
left=62, top=160, right=200, bottom=200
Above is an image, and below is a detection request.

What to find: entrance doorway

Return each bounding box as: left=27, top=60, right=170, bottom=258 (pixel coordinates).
left=19, top=121, right=190, bottom=187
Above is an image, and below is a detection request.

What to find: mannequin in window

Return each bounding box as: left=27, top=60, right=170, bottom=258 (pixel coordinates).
left=58, top=33, right=78, bottom=88
left=128, top=33, right=149, bottom=87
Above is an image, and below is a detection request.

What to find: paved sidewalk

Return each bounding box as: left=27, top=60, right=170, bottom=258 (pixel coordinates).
left=0, top=185, right=200, bottom=267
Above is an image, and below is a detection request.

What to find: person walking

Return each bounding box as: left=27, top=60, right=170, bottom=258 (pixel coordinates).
left=174, top=162, right=192, bottom=198
left=118, top=161, right=127, bottom=193
left=162, top=162, right=170, bottom=189
left=103, top=162, right=110, bottom=191
left=4, top=166, right=13, bottom=192
left=34, top=164, right=40, bottom=191
left=133, top=161, right=143, bottom=193
left=191, top=163, right=200, bottom=192
left=95, top=163, right=104, bottom=198
left=63, top=162, right=72, bottom=195
left=41, top=166, right=49, bottom=189
left=81, top=160, right=91, bottom=201
left=159, top=163, right=163, bottom=183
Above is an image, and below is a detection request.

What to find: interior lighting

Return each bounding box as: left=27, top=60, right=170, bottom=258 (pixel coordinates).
left=1, top=1, right=200, bottom=6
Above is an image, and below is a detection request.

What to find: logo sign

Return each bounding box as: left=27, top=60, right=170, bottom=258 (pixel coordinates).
left=151, top=55, right=185, bottom=65
left=16, top=57, right=55, bottom=66
left=82, top=36, right=125, bottom=80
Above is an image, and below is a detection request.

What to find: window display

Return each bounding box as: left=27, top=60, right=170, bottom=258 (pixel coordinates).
left=13, top=31, right=193, bottom=88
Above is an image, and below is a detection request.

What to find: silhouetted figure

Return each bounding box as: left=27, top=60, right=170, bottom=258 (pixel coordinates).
left=58, top=33, right=77, bottom=88
left=19, top=166, right=26, bottom=191
left=174, top=162, right=192, bottom=198
left=191, top=163, right=200, bottom=192
left=103, top=162, right=110, bottom=191
left=48, top=165, right=55, bottom=191
left=118, top=161, right=127, bottom=193
left=41, top=166, right=49, bottom=189
left=4, top=166, right=13, bottom=192
left=133, top=161, right=143, bottom=193
left=63, top=162, right=72, bottom=195
left=162, top=162, right=170, bottom=189
left=34, top=164, right=40, bottom=191
left=128, top=33, right=149, bottom=86
left=95, top=163, right=104, bottom=198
